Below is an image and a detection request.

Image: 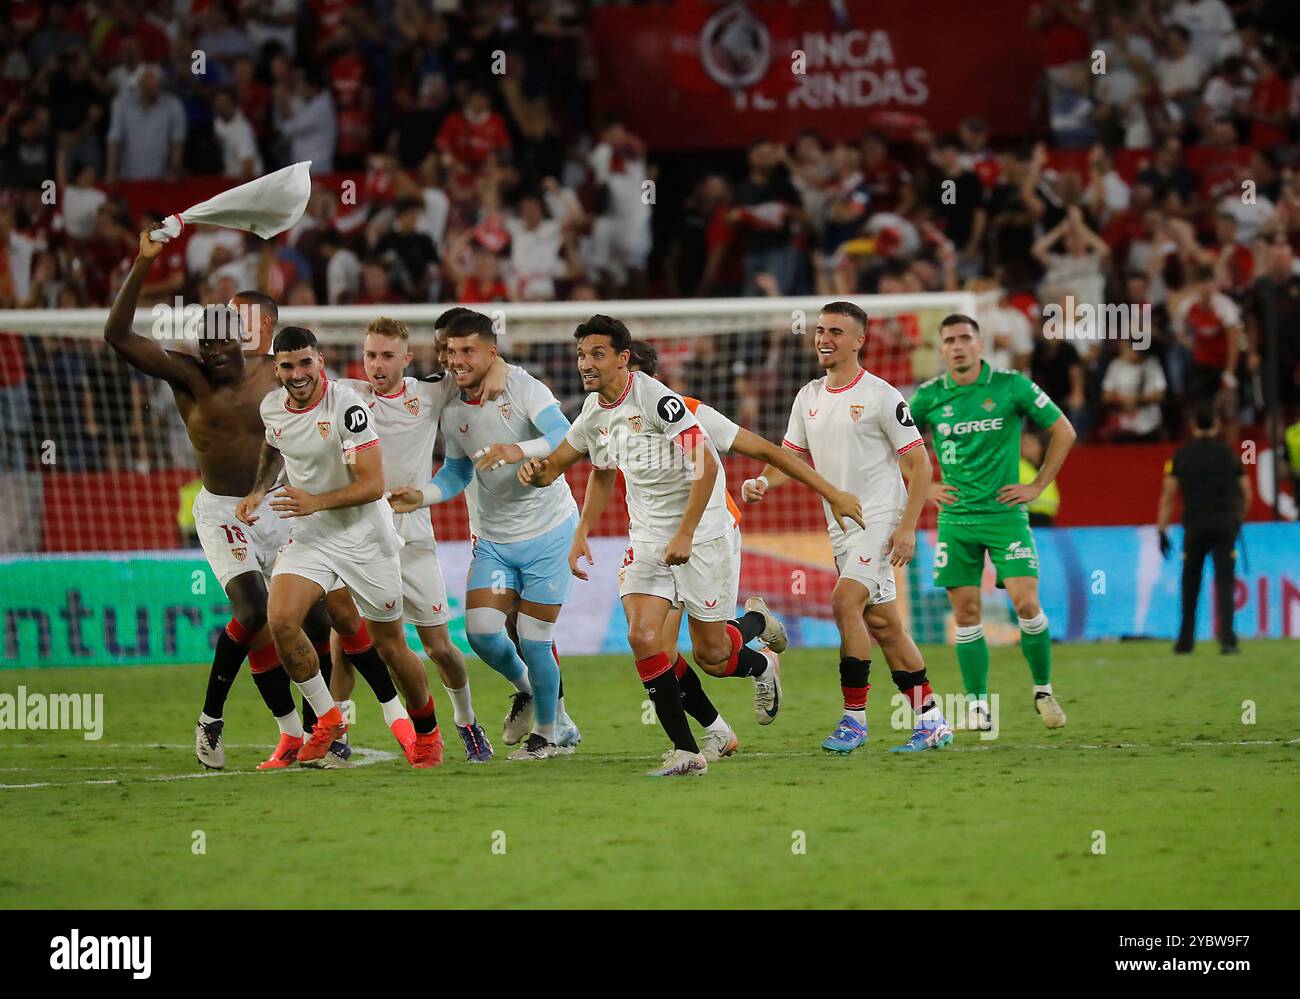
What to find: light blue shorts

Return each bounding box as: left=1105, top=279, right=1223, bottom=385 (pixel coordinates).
left=466, top=514, right=578, bottom=606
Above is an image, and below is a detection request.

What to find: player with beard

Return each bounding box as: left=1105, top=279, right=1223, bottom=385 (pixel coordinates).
left=330, top=315, right=509, bottom=762
left=519, top=316, right=777, bottom=776
left=583, top=340, right=866, bottom=759
left=105, top=232, right=355, bottom=770
left=391, top=312, right=579, bottom=760
left=239, top=326, right=445, bottom=767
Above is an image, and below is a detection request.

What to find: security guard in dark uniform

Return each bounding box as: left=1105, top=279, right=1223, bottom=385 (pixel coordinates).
left=1156, top=402, right=1251, bottom=655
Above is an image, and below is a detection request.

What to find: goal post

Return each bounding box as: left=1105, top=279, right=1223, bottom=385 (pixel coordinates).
left=0, top=291, right=994, bottom=665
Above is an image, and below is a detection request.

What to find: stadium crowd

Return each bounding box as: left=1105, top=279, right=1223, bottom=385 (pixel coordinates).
left=0, top=0, right=1298, bottom=477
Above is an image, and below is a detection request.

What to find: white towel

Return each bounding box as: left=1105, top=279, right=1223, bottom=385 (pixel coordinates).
left=149, top=161, right=313, bottom=242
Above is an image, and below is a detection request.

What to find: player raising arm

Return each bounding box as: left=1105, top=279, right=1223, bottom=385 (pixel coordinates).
left=907, top=314, right=1075, bottom=730
left=105, top=231, right=338, bottom=770
left=238, top=326, right=446, bottom=767
left=747, top=301, right=954, bottom=754
left=519, top=316, right=780, bottom=777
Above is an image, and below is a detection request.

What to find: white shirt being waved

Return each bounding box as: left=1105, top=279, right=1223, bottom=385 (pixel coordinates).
left=782, top=367, right=923, bottom=548
left=260, top=376, right=399, bottom=561
left=566, top=371, right=732, bottom=546
left=341, top=372, right=458, bottom=544
left=441, top=366, right=577, bottom=544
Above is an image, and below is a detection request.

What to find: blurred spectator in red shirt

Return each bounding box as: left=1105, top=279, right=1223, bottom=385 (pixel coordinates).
left=99, top=3, right=170, bottom=64
left=1248, top=46, right=1291, bottom=149
left=437, top=88, right=510, bottom=169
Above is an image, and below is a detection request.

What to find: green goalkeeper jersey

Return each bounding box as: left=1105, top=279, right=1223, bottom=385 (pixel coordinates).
left=908, top=361, right=1064, bottom=525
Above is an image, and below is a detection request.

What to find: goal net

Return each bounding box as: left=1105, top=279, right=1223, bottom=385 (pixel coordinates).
left=0, top=292, right=993, bottom=666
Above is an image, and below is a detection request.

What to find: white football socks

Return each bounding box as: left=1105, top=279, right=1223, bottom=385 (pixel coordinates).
left=294, top=672, right=335, bottom=719
left=445, top=684, right=475, bottom=727
left=275, top=711, right=304, bottom=739
left=379, top=696, right=408, bottom=729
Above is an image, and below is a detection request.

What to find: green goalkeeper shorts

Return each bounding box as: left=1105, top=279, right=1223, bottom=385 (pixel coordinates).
left=933, top=516, right=1040, bottom=590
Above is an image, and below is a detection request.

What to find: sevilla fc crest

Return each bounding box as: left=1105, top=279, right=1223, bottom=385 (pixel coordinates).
left=598, top=425, right=610, bottom=440
left=404, top=398, right=420, bottom=416
left=849, top=405, right=864, bottom=423
left=629, top=415, right=643, bottom=433
left=499, top=403, right=512, bottom=421
left=232, top=547, right=248, bottom=562
left=317, top=421, right=331, bottom=439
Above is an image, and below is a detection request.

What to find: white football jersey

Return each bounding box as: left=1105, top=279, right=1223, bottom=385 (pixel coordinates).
left=783, top=367, right=923, bottom=542
left=567, top=371, right=732, bottom=546
left=261, top=377, right=400, bottom=561
left=341, top=374, right=457, bottom=544
left=441, top=366, right=577, bottom=544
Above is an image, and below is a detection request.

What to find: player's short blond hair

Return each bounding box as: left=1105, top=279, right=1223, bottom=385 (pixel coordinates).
left=366, top=316, right=410, bottom=341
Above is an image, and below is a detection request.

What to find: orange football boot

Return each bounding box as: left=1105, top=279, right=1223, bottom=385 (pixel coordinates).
left=409, top=726, right=444, bottom=768
left=391, top=716, right=417, bottom=762
left=257, top=733, right=304, bottom=770
left=298, top=707, right=347, bottom=765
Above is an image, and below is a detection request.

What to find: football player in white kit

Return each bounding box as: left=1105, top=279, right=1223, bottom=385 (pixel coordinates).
left=519, top=316, right=777, bottom=777
left=238, top=326, right=446, bottom=767
left=331, top=316, right=508, bottom=762
left=746, top=302, right=955, bottom=754
left=391, top=312, right=579, bottom=761
left=575, top=340, right=866, bottom=761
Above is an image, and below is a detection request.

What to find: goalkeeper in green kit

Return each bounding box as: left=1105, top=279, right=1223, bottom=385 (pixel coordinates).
left=908, top=315, right=1076, bottom=730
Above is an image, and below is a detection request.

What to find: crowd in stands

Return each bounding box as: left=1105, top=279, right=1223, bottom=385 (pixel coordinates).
left=0, top=0, right=1298, bottom=478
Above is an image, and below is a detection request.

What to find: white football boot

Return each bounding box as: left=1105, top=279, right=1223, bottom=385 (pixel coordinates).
left=647, top=749, right=708, bottom=777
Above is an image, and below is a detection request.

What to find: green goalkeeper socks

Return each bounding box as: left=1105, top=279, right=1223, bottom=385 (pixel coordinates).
left=954, top=624, right=990, bottom=699
left=1019, top=612, right=1052, bottom=686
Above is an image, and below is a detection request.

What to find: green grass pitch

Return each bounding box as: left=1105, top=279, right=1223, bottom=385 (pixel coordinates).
left=2, top=641, right=1297, bottom=909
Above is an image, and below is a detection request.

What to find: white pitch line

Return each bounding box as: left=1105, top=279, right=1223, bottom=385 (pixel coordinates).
left=0, top=746, right=398, bottom=791
left=0, top=743, right=339, bottom=751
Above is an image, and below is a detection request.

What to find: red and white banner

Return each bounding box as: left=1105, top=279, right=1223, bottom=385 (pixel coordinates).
left=591, top=0, right=1043, bottom=149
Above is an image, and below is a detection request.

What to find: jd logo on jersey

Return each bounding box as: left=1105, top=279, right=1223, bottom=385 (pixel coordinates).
left=317, top=421, right=331, bottom=439
left=404, top=398, right=420, bottom=416
left=657, top=395, right=686, bottom=423
left=849, top=405, right=864, bottom=423
left=895, top=401, right=915, bottom=427
left=343, top=406, right=369, bottom=433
